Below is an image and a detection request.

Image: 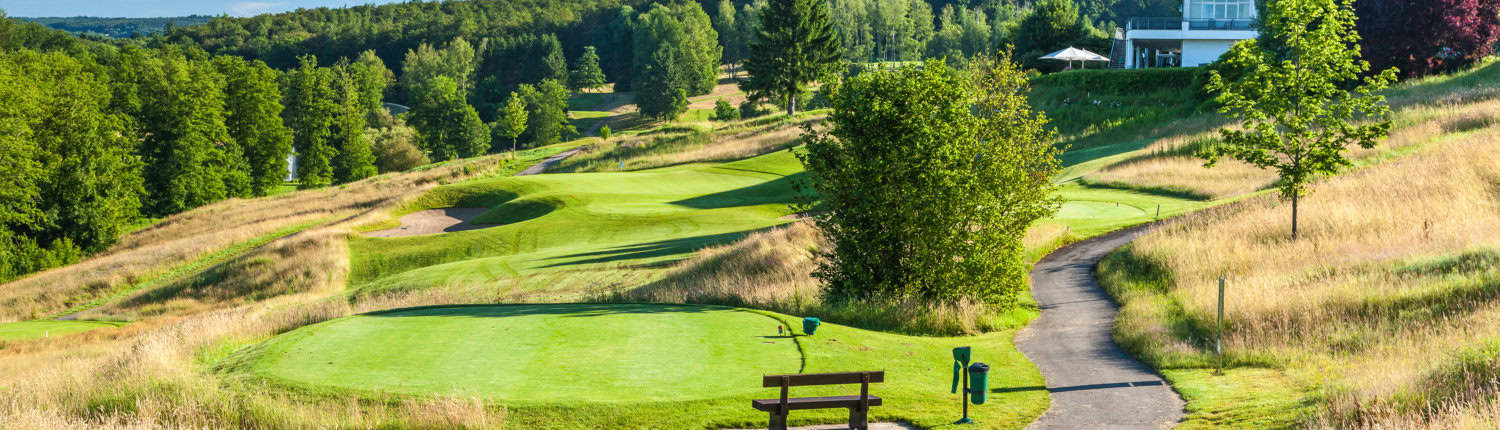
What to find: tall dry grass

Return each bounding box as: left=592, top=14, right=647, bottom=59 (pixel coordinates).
left=607, top=222, right=1030, bottom=335
left=1102, top=118, right=1500, bottom=427
left=0, top=155, right=515, bottom=322
left=1081, top=78, right=1500, bottom=201
left=549, top=114, right=823, bottom=173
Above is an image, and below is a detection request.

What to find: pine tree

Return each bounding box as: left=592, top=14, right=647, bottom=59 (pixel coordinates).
left=636, top=46, right=689, bottom=120
left=570, top=46, right=607, bottom=92
left=542, top=36, right=570, bottom=89
left=741, top=0, right=841, bottom=115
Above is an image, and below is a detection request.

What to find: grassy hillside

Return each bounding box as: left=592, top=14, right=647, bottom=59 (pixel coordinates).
left=1096, top=59, right=1500, bottom=428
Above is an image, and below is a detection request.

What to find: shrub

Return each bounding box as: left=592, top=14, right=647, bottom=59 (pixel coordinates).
left=738, top=100, right=769, bottom=119
left=366, top=122, right=430, bottom=173
left=711, top=99, right=740, bottom=121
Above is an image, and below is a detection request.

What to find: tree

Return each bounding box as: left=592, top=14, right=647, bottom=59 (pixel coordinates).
left=366, top=119, right=429, bottom=173
left=215, top=55, right=292, bottom=196
left=1203, top=0, right=1396, bottom=240
left=570, top=46, right=607, bottom=92
left=400, top=37, right=476, bottom=102
left=496, top=91, right=529, bottom=152
left=518, top=80, right=576, bottom=147
left=409, top=76, right=490, bottom=162
left=741, top=0, right=841, bottom=115
left=135, top=49, right=247, bottom=213
left=352, top=50, right=394, bottom=126
left=636, top=46, right=690, bottom=120
left=599, top=124, right=612, bottom=142
left=542, top=35, right=570, bottom=89
left=1014, top=0, right=1099, bottom=71
left=800, top=56, right=1060, bottom=306
left=632, top=2, right=721, bottom=98
left=1354, top=0, right=1500, bottom=78
left=330, top=65, right=378, bottom=183
left=713, top=0, right=744, bottom=71
left=283, top=55, right=337, bottom=188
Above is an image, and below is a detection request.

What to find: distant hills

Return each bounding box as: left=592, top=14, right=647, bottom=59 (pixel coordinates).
left=17, top=16, right=212, bottom=37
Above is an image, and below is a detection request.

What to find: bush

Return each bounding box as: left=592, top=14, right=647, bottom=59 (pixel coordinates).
left=366, top=122, right=430, bottom=173
left=711, top=99, right=740, bottom=121
left=1028, top=67, right=1205, bottom=96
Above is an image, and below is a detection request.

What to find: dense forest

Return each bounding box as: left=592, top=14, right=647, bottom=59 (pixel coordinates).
left=20, top=16, right=214, bottom=37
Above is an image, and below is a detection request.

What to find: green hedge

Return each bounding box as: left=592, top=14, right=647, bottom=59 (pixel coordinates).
left=1029, top=67, right=1211, bottom=98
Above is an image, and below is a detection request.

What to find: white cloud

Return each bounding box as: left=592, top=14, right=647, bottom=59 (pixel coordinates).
left=228, top=1, right=287, bottom=17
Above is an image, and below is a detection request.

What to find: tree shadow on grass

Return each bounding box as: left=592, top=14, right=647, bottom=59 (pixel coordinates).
left=669, top=172, right=808, bottom=210
left=536, top=227, right=777, bottom=268
left=363, top=303, right=720, bottom=319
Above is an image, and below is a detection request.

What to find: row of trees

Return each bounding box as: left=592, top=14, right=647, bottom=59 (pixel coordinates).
left=0, top=19, right=408, bottom=282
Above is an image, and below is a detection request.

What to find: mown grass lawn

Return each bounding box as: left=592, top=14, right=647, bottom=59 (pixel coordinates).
left=230, top=303, right=1048, bottom=429
left=0, top=320, right=123, bottom=340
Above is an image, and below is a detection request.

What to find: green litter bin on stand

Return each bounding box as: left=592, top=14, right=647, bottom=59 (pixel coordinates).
left=802, top=317, right=821, bottom=335
left=968, top=362, right=990, bottom=405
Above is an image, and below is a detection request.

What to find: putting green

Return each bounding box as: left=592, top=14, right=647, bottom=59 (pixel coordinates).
left=1055, top=200, right=1147, bottom=220
left=244, top=304, right=801, bottom=402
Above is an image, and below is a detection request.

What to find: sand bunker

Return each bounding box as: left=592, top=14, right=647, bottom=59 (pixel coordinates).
left=364, top=207, right=492, bottom=238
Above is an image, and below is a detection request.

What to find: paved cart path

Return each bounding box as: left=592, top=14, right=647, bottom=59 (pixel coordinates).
left=1015, top=225, right=1184, bottom=429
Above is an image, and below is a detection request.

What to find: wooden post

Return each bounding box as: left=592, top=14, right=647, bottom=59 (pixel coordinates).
left=1216, top=276, right=1225, bottom=375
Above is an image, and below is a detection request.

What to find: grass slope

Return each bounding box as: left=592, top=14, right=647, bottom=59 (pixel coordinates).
left=0, top=320, right=124, bottom=341
left=349, top=150, right=806, bottom=298
left=230, top=303, right=1046, bottom=429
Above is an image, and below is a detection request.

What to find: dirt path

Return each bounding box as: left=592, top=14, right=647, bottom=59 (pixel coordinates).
left=518, top=147, right=583, bottom=176
left=363, top=208, right=492, bottom=238
left=1014, top=224, right=1184, bottom=429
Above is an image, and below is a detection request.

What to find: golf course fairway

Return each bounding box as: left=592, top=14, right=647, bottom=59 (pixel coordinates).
left=233, top=303, right=1049, bottom=428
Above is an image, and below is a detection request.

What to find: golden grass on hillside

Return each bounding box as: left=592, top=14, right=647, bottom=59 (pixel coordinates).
left=1106, top=122, right=1500, bottom=427
left=0, top=155, right=514, bottom=322
left=550, top=115, right=821, bottom=173
left=1082, top=87, right=1500, bottom=201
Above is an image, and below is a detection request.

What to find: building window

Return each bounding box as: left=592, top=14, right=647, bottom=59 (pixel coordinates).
left=1190, top=0, right=1253, bottom=20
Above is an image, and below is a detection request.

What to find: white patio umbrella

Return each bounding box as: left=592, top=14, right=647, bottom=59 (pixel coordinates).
left=1038, top=47, right=1111, bottom=70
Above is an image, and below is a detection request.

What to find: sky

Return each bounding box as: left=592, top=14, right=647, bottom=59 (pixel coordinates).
left=2, top=0, right=413, bottom=18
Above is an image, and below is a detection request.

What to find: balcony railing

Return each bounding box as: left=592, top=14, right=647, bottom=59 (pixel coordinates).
left=1127, top=17, right=1257, bottom=31
left=1127, top=17, right=1183, bottom=30
left=1188, top=18, right=1255, bottom=30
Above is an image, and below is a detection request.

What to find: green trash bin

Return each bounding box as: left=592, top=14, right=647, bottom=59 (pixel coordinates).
left=968, top=362, right=990, bottom=405
left=802, top=317, right=821, bottom=335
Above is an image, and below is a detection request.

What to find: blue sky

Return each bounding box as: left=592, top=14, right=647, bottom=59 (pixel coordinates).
left=2, top=0, right=413, bottom=18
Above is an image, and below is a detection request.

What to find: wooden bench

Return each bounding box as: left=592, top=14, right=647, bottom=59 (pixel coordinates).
left=752, top=371, right=884, bottom=430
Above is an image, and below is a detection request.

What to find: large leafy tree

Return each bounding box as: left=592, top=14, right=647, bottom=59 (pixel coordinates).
left=2, top=49, right=143, bottom=260
left=741, top=0, right=841, bottom=115
left=632, top=1, right=721, bottom=112
left=636, top=46, right=690, bottom=120
left=284, top=55, right=338, bottom=188
left=518, top=80, right=577, bottom=147
left=1203, top=0, right=1396, bottom=240
left=1354, top=0, right=1500, bottom=78
left=352, top=50, right=394, bottom=126
left=215, top=55, right=292, bottom=196
left=135, top=49, right=248, bottom=213
left=400, top=37, right=477, bottom=101
left=801, top=55, right=1060, bottom=306
left=409, top=76, right=489, bottom=162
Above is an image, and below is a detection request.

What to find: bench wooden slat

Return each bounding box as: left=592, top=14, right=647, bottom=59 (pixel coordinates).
left=752, top=395, right=885, bottom=412
left=761, top=371, right=885, bottom=387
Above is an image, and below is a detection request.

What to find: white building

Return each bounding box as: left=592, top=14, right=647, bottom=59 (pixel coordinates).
left=1114, top=0, right=1259, bottom=69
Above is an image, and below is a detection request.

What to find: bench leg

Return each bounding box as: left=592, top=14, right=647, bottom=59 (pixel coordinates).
left=849, top=407, right=868, bottom=430
left=768, top=411, right=788, bottom=430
